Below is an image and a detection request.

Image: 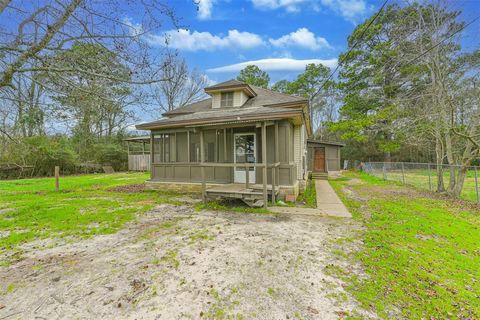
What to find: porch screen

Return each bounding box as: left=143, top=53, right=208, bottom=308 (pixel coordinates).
left=190, top=132, right=200, bottom=162
left=152, top=133, right=174, bottom=163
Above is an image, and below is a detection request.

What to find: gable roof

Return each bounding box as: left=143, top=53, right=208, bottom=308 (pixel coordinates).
left=204, top=79, right=245, bottom=90
left=204, top=79, right=257, bottom=97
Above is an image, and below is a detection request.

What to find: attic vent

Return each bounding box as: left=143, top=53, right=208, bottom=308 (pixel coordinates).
left=220, top=92, right=234, bottom=107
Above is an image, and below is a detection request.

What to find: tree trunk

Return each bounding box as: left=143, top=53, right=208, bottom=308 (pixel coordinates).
left=450, top=165, right=467, bottom=197
left=434, top=121, right=445, bottom=192
left=443, top=121, right=456, bottom=192
left=449, top=140, right=474, bottom=197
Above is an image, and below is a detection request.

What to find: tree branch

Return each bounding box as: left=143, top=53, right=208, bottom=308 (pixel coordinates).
left=0, top=0, right=81, bottom=88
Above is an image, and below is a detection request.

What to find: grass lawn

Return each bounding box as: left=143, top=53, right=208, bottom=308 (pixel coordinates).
left=368, top=169, right=480, bottom=202
left=0, top=172, right=182, bottom=259
left=330, top=172, right=480, bottom=319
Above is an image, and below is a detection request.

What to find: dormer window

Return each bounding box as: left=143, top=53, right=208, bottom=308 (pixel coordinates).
left=221, top=92, right=234, bottom=107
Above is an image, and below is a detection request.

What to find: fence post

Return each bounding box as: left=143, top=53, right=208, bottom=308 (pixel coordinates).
left=428, top=164, right=432, bottom=191
left=55, top=166, right=60, bottom=192
left=401, top=162, right=405, bottom=185
left=475, top=166, right=479, bottom=203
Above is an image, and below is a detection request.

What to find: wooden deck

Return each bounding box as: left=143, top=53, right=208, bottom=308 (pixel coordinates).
left=205, top=184, right=280, bottom=208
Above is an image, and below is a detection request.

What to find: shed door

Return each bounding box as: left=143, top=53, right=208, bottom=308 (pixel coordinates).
left=314, top=147, right=325, bottom=172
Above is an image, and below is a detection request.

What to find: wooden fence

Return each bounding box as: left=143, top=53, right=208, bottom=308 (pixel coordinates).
left=128, top=154, right=150, bottom=171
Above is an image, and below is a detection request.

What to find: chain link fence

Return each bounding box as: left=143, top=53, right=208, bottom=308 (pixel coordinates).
left=359, top=161, right=480, bottom=203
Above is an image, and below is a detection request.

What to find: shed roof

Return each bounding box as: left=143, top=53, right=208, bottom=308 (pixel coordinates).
left=124, top=136, right=150, bottom=142
left=307, top=139, right=345, bottom=147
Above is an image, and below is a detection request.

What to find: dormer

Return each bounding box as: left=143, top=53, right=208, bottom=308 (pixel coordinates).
left=204, top=79, right=257, bottom=109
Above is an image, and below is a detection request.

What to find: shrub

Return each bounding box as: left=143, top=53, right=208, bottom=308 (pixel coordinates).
left=92, top=142, right=127, bottom=171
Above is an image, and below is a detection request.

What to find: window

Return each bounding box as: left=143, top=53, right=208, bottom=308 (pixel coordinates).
left=220, top=92, right=234, bottom=107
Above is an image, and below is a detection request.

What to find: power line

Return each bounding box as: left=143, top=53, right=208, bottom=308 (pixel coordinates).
left=318, top=0, right=389, bottom=90
left=404, top=14, right=480, bottom=66
left=391, top=13, right=480, bottom=93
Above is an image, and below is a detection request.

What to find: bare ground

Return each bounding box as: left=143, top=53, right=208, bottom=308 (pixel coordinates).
left=0, top=203, right=372, bottom=319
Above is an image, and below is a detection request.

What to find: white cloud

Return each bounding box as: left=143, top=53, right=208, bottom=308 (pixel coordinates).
left=147, top=28, right=331, bottom=52
left=269, top=28, right=331, bottom=50
left=250, top=0, right=308, bottom=12
left=147, top=29, right=264, bottom=51
left=197, top=0, right=214, bottom=20
left=123, top=17, right=144, bottom=37
left=320, top=0, right=367, bottom=22
left=250, top=0, right=368, bottom=22
left=207, top=58, right=338, bottom=73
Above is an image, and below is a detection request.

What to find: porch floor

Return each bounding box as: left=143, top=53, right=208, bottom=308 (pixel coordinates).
left=205, top=183, right=279, bottom=208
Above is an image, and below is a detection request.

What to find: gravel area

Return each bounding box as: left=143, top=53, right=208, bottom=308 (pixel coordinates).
left=0, top=203, right=372, bottom=319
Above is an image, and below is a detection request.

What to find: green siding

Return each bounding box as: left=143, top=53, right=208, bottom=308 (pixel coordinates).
left=150, top=121, right=297, bottom=186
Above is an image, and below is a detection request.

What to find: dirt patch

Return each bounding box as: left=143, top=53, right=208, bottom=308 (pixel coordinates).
left=341, top=186, right=368, bottom=202
left=345, top=178, right=362, bottom=186
left=0, top=208, right=14, bottom=215
left=109, top=184, right=145, bottom=193
left=0, top=204, right=373, bottom=319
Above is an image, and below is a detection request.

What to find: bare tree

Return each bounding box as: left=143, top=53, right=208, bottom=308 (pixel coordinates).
left=0, top=0, right=179, bottom=89
left=155, top=52, right=208, bottom=113
left=0, top=0, right=181, bottom=143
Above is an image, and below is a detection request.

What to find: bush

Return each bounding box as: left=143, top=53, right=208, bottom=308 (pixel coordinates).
left=0, top=134, right=129, bottom=178
left=92, top=142, right=127, bottom=171
left=0, top=136, right=78, bottom=178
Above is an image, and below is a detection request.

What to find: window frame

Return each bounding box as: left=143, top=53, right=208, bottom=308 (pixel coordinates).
left=220, top=91, right=234, bottom=107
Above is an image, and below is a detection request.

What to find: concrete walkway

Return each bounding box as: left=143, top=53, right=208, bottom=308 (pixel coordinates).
left=270, top=180, right=351, bottom=218
left=314, top=180, right=351, bottom=218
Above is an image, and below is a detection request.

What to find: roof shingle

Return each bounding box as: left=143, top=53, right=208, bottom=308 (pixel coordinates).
left=138, top=80, right=309, bottom=130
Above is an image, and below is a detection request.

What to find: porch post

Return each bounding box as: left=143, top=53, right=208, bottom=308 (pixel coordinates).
left=223, top=128, right=227, bottom=161
left=215, top=129, right=218, bottom=162
left=262, top=122, right=267, bottom=209
left=200, top=129, right=206, bottom=203
left=150, top=132, right=154, bottom=173
left=187, top=130, right=190, bottom=161
left=274, top=121, right=279, bottom=191
left=162, top=134, right=165, bottom=162
left=173, top=132, right=177, bottom=162
left=271, top=166, right=276, bottom=204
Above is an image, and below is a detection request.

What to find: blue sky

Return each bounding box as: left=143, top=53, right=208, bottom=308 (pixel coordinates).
left=132, top=0, right=480, bottom=85
left=135, top=0, right=382, bottom=84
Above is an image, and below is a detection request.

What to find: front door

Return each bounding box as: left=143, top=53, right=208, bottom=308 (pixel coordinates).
left=234, top=133, right=256, bottom=183
left=314, top=147, right=326, bottom=172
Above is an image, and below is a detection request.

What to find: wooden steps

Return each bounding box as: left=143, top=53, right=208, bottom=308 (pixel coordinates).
left=205, top=184, right=278, bottom=207
left=311, top=171, right=328, bottom=180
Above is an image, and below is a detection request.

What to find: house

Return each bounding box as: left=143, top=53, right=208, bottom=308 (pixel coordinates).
left=136, top=79, right=340, bottom=207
